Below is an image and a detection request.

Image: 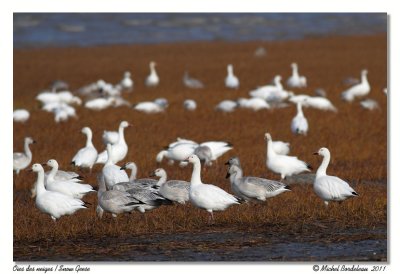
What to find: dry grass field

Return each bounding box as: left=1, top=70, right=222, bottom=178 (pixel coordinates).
left=13, top=34, right=387, bottom=260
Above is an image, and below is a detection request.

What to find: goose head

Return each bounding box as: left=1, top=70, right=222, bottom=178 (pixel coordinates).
left=124, top=71, right=131, bottom=78
left=225, top=156, right=241, bottom=167
left=264, top=132, right=272, bottom=142
left=150, top=168, right=166, bottom=178
left=120, top=120, right=132, bottom=128
left=149, top=61, right=157, bottom=70
left=81, top=127, right=91, bottom=135
left=186, top=154, right=200, bottom=164
left=291, top=63, right=298, bottom=69
left=25, top=137, right=36, bottom=145
left=227, top=64, right=234, bottom=74
left=31, top=163, right=44, bottom=173
left=45, top=159, right=59, bottom=169
left=313, top=147, right=330, bottom=158
left=120, top=161, right=136, bottom=170
left=226, top=164, right=240, bottom=178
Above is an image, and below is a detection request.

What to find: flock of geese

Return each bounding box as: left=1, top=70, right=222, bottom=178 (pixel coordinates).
left=13, top=61, right=386, bottom=124
left=13, top=58, right=386, bottom=224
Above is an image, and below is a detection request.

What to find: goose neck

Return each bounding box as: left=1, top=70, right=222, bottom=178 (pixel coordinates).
left=316, top=153, right=330, bottom=178
left=157, top=172, right=167, bottom=186
left=190, top=161, right=202, bottom=185
left=85, top=130, right=94, bottom=148
left=129, top=165, right=137, bottom=181
left=35, top=169, right=46, bottom=196
left=24, top=140, right=32, bottom=159
left=267, top=139, right=276, bottom=158
left=118, top=126, right=126, bottom=144
left=48, top=164, right=58, bottom=180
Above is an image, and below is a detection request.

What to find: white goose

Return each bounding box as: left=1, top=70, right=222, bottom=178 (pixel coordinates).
left=84, top=97, right=116, bottom=110
left=225, top=64, right=239, bottom=89
left=291, top=102, right=308, bottom=135
left=183, top=71, right=204, bottom=89
left=215, top=100, right=238, bottom=113
left=120, top=71, right=133, bottom=91
left=156, top=142, right=198, bottom=167
left=265, top=133, right=311, bottom=179
left=286, top=63, right=307, bottom=88
left=360, top=99, right=379, bottom=110
left=101, top=144, right=129, bottom=190
left=145, top=61, right=159, bottom=87
left=102, top=130, right=119, bottom=145
left=96, top=121, right=130, bottom=164
left=225, top=162, right=290, bottom=202
left=133, top=101, right=165, bottom=114
left=341, top=69, right=370, bottom=102
left=71, top=127, right=98, bottom=171
left=271, top=141, right=290, bottom=155
left=31, top=163, right=87, bottom=222
left=13, top=137, right=35, bottom=174
left=13, top=109, right=30, bottom=123
left=249, top=75, right=283, bottom=99
left=237, top=97, right=270, bottom=111
left=313, top=147, right=358, bottom=206
left=151, top=168, right=190, bottom=204
left=199, top=141, right=233, bottom=162
left=44, top=159, right=95, bottom=199
left=186, top=155, right=240, bottom=223
left=183, top=99, right=197, bottom=111
left=303, top=96, right=337, bottom=112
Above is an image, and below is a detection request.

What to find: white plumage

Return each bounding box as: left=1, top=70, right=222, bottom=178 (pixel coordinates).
left=225, top=64, right=239, bottom=89
left=13, top=137, right=35, bottom=174
left=215, top=100, right=238, bottom=113
left=341, top=69, right=370, bottom=102
left=152, top=168, right=190, bottom=204
left=286, top=63, right=307, bottom=88
left=313, top=147, right=358, bottom=206
left=145, top=61, right=159, bottom=87
left=265, top=133, right=311, bottom=179
left=44, top=159, right=95, bottom=199
left=101, top=144, right=129, bottom=190
left=96, top=121, right=130, bottom=164
left=32, top=163, right=87, bottom=222
left=13, top=109, right=30, bottom=123
left=71, top=127, right=98, bottom=171
left=291, top=102, right=308, bottom=135
left=187, top=155, right=240, bottom=223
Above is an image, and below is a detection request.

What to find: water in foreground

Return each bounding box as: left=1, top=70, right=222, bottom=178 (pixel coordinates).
left=14, top=226, right=386, bottom=261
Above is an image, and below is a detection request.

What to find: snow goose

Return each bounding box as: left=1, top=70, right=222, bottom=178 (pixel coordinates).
left=13, top=137, right=35, bottom=174
left=84, top=97, right=116, bottom=110
left=288, top=94, right=310, bottom=104
left=313, top=147, right=358, bottom=206
left=225, top=64, right=239, bottom=89
left=303, top=97, right=337, bottom=112
left=96, top=172, right=143, bottom=219
left=194, top=145, right=213, bottom=166
left=291, top=102, right=308, bottom=135
left=265, top=133, right=311, bottom=179
left=71, top=127, right=98, bottom=171
left=101, top=144, right=129, bottom=190
left=96, top=121, right=130, bottom=164
left=286, top=63, right=307, bottom=88
left=271, top=141, right=290, bottom=155
left=183, top=99, right=197, bottom=111
left=151, top=168, right=190, bottom=204
left=31, top=163, right=87, bottom=222
left=225, top=162, right=290, bottom=202
left=145, top=61, right=159, bottom=87
left=199, top=141, right=233, bottom=162
left=186, top=154, right=240, bottom=223
left=249, top=75, right=283, bottom=99
left=13, top=109, right=30, bottom=123
left=237, top=97, right=270, bottom=111
left=156, top=142, right=197, bottom=167
left=341, top=69, right=370, bottom=102
left=215, top=100, right=238, bottom=113
left=43, top=159, right=95, bottom=199
left=360, top=99, right=379, bottom=110
left=112, top=162, right=158, bottom=191
left=120, top=71, right=133, bottom=91
left=133, top=101, right=166, bottom=113
left=183, top=71, right=204, bottom=89
left=102, top=130, right=119, bottom=145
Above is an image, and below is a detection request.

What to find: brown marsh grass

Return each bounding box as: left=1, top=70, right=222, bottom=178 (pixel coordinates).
left=13, top=34, right=387, bottom=244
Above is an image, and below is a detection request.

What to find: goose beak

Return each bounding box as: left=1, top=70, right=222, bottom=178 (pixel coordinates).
left=225, top=172, right=230, bottom=179
left=313, top=152, right=319, bottom=155
left=149, top=172, right=156, bottom=177
left=32, top=140, right=37, bottom=144
left=27, top=169, right=33, bottom=172
left=224, top=161, right=229, bottom=165
left=120, top=165, right=127, bottom=170
left=41, top=163, right=47, bottom=166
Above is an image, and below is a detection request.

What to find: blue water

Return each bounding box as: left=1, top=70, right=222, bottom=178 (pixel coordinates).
left=13, top=13, right=387, bottom=48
